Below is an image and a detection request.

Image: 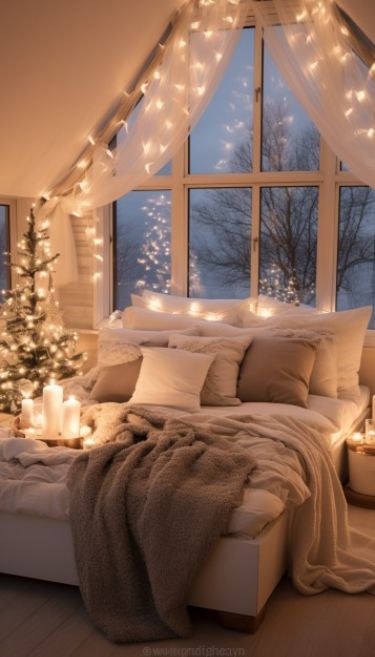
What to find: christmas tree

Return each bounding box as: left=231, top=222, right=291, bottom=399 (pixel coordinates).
left=0, top=207, right=84, bottom=413
left=259, top=264, right=301, bottom=305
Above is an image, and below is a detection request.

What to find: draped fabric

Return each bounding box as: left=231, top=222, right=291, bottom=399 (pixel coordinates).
left=255, top=0, right=375, bottom=188
left=39, top=0, right=375, bottom=285
left=61, top=0, right=249, bottom=215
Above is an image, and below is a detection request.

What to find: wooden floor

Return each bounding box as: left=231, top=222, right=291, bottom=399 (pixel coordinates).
left=1, top=506, right=375, bottom=657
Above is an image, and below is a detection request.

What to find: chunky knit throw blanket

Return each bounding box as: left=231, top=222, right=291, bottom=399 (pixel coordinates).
left=67, top=405, right=256, bottom=643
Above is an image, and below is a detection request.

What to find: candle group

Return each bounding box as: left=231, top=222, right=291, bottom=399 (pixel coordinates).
left=20, top=383, right=81, bottom=440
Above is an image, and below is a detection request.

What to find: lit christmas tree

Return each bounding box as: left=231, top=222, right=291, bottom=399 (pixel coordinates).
left=0, top=207, right=84, bottom=413
left=136, top=193, right=172, bottom=293
left=259, top=264, right=301, bottom=305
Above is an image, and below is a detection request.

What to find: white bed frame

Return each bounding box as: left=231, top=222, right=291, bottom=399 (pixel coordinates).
left=0, top=406, right=370, bottom=633
left=0, top=509, right=288, bottom=631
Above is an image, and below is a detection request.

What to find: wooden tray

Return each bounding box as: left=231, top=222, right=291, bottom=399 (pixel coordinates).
left=14, top=417, right=82, bottom=449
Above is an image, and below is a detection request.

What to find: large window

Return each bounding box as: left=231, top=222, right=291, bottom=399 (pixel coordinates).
left=0, top=205, right=10, bottom=292
left=337, top=187, right=375, bottom=327
left=112, top=21, right=375, bottom=330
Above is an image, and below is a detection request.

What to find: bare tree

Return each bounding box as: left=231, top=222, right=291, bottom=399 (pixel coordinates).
left=190, top=100, right=373, bottom=307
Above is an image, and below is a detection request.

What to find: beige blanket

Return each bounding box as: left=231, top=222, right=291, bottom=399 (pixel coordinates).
left=67, top=406, right=256, bottom=643
left=174, top=411, right=375, bottom=596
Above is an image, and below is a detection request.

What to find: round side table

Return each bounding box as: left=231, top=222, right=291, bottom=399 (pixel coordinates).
left=345, top=438, right=375, bottom=509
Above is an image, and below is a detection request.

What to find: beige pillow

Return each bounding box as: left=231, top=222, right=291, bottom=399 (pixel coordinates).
left=198, top=323, right=337, bottom=398
left=129, top=347, right=215, bottom=412
left=240, top=306, right=371, bottom=397
left=90, top=359, right=142, bottom=403
left=271, top=329, right=337, bottom=398
left=238, top=337, right=318, bottom=407
left=168, top=334, right=253, bottom=406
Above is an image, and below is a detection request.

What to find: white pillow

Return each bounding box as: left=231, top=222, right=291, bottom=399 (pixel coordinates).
left=133, top=291, right=253, bottom=326
left=255, top=295, right=315, bottom=318
left=141, top=289, right=256, bottom=311
left=129, top=347, right=215, bottom=412
left=122, top=305, right=232, bottom=331
left=168, top=334, right=253, bottom=406
left=241, top=306, right=372, bottom=397
left=98, top=327, right=198, bottom=367
left=197, top=323, right=337, bottom=398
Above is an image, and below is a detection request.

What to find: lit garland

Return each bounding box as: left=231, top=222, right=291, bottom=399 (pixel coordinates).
left=135, top=194, right=172, bottom=294
left=259, top=264, right=307, bottom=306
left=0, top=207, right=85, bottom=414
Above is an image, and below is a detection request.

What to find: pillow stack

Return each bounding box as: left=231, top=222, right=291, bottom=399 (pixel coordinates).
left=90, top=290, right=371, bottom=411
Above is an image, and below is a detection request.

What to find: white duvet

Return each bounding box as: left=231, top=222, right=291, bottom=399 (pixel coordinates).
left=0, top=381, right=369, bottom=539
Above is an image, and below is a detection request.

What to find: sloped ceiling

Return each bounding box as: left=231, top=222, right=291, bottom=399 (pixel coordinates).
left=0, top=0, right=373, bottom=199
left=0, top=0, right=183, bottom=198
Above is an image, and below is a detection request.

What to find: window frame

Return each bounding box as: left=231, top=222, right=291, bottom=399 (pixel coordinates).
left=0, top=197, right=16, bottom=291
left=99, top=19, right=372, bottom=338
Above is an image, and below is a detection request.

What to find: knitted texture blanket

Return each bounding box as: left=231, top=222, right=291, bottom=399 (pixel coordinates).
left=67, top=405, right=256, bottom=643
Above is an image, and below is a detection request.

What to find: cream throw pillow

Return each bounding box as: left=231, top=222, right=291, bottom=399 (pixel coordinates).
left=131, top=294, right=242, bottom=326
left=123, top=306, right=205, bottom=330
left=138, top=290, right=256, bottom=323
left=129, top=347, right=215, bottom=412
left=168, top=334, right=253, bottom=406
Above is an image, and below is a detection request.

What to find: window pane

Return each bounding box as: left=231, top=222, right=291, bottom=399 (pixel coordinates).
left=0, top=206, right=10, bottom=291
left=260, top=187, right=318, bottom=305
left=189, top=188, right=251, bottom=298
left=337, top=187, right=375, bottom=328
left=156, top=161, right=172, bottom=176
left=262, top=43, right=319, bottom=171
left=114, top=191, right=171, bottom=309
left=189, top=29, right=254, bottom=174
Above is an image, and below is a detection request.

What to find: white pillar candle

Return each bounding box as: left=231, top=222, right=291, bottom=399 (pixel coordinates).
left=42, top=382, right=63, bottom=438
left=20, top=398, right=34, bottom=429
left=61, top=396, right=81, bottom=439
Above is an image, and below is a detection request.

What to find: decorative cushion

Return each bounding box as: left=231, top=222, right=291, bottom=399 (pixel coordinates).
left=238, top=336, right=318, bottom=407
left=137, top=290, right=256, bottom=323
left=98, top=326, right=198, bottom=367
left=131, top=293, right=244, bottom=326
left=240, top=306, right=372, bottom=398
left=197, top=323, right=337, bottom=398
left=129, top=347, right=215, bottom=412
left=90, top=359, right=142, bottom=402
left=122, top=305, right=237, bottom=331
left=254, top=295, right=315, bottom=318
left=168, top=334, right=253, bottom=406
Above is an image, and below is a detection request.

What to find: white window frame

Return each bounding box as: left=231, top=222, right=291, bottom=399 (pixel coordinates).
left=97, top=20, right=373, bottom=340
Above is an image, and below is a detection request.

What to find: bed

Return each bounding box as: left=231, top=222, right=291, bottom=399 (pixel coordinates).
left=1, top=297, right=374, bottom=637
left=0, top=386, right=370, bottom=633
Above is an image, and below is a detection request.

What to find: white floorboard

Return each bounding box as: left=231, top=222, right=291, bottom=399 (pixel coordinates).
left=1, top=505, right=374, bottom=657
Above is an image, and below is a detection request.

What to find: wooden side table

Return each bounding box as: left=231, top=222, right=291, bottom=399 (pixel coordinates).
left=345, top=437, right=375, bottom=509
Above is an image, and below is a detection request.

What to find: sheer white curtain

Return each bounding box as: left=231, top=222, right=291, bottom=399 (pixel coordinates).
left=60, top=0, right=249, bottom=215
left=38, top=0, right=248, bottom=284
left=255, top=0, right=375, bottom=188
